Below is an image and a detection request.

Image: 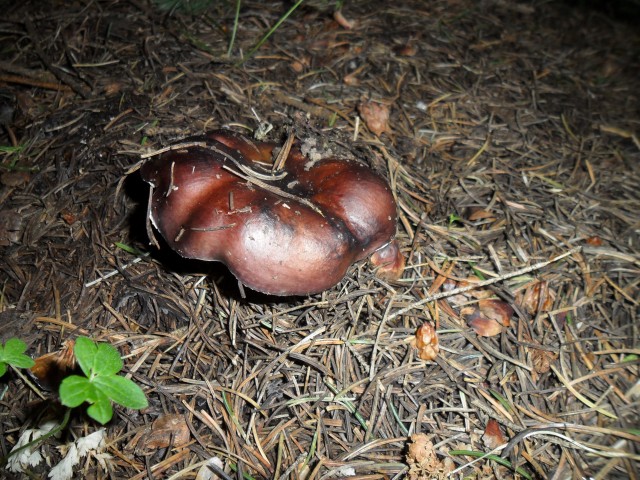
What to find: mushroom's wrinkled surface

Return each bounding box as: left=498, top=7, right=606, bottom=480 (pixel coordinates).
left=140, top=129, right=404, bottom=295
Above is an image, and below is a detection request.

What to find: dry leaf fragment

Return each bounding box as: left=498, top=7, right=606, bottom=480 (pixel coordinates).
left=393, top=43, right=418, bottom=57
left=358, top=100, right=390, bottom=136
left=465, top=206, right=496, bottom=221
left=1, top=171, right=30, bottom=187
left=411, top=323, right=439, bottom=361
left=7, top=420, right=58, bottom=473
left=517, top=280, right=555, bottom=314
left=0, top=209, right=23, bottom=246
left=466, top=309, right=504, bottom=337
left=49, top=429, right=107, bottom=480
left=442, top=279, right=468, bottom=306
left=102, top=81, right=123, bottom=96
left=333, top=9, right=356, bottom=29
left=482, top=419, right=506, bottom=450
left=140, top=414, right=190, bottom=449
left=196, top=457, right=225, bottom=480
left=455, top=276, right=493, bottom=299
left=478, top=299, right=513, bottom=328
left=585, top=235, right=603, bottom=246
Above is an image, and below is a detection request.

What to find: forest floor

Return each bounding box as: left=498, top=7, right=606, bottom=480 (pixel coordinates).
left=0, top=0, right=639, bottom=479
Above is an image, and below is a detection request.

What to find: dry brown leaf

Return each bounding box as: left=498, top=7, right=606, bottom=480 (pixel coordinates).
left=1, top=171, right=30, bottom=187
left=517, top=281, right=555, bottom=314
left=467, top=309, right=504, bottom=337
left=478, top=299, right=513, bottom=327
left=60, top=210, right=78, bottom=225
left=412, top=323, right=439, bottom=361
left=358, top=100, right=390, bottom=136
left=466, top=207, right=496, bottom=221
left=140, top=414, right=191, bottom=450
left=482, top=419, right=507, bottom=449
left=456, top=276, right=494, bottom=299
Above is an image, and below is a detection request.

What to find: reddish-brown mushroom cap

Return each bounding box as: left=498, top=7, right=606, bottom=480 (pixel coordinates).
left=140, top=129, right=404, bottom=295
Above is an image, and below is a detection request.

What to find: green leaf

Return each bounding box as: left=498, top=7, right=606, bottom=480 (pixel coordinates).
left=115, top=242, right=145, bottom=256
left=0, top=144, right=24, bottom=154
left=87, top=392, right=114, bottom=424
left=60, top=375, right=94, bottom=407
left=3, top=338, right=27, bottom=356
left=470, top=266, right=486, bottom=281
left=5, top=355, right=35, bottom=369
left=0, top=338, right=35, bottom=370
left=93, top=375, right=148, bottom=409
left=7, top=355, right=35, bottom=369
left=489, top=389, right=512, bottom=412
left=448, top=213, right=462, bottom=225
left=60, top=337, right=147, bottom=424
left=74, top=337, right=98, bottom=377
left=93, top=343, right=123, bottom=376
left=0, top=362, right=7, bottom=377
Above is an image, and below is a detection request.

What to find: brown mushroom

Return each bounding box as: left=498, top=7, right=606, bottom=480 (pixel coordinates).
left=140, top=129, right=404, bottom=296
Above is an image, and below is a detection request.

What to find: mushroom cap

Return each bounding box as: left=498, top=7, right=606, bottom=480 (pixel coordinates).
left=140, top=129, right=401, bottom=295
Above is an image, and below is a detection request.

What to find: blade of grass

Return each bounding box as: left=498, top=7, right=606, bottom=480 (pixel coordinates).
left=489, top=389, right=512, bottom=412
left=303, top=422, right=319, bottom=469
left=237, top=0, right=304, bottom=65
left=550, top=364, right=617, bottom=419
left=227, top=0, right=241, bottom=56
left=221, top=391, right=247, bottom=438
left=115, top=242, right=145, bottom=256
left=387, top=399, right=410, bottom=436
left=449, top=450, right=532, bottom=479
left=324, top=379, right=369, bottom=432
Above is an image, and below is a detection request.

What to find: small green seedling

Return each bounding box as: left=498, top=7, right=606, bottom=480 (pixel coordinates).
left=0, top=338, right=35, bottom=377
left=59, top=337, right=148, bottom=424
left=448, top=213, right=462, bottom=226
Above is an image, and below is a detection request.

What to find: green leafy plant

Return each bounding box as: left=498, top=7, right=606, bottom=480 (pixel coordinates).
left=0, top=338, right=35, bottom=377
left=59, top=337, right=147, bottom=424
left=0, top=144, right=24, bottom=154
